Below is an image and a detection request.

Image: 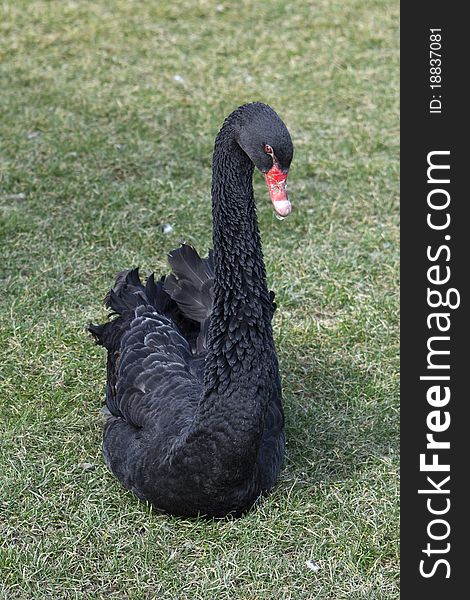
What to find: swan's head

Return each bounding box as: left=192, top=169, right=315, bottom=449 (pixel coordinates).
left=236, top=103, right=294, bottom=218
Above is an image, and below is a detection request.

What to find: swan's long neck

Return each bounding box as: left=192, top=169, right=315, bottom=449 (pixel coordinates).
left=202, top=122, right=274, bottom=399
left=181, top=117, right=278, bottom=482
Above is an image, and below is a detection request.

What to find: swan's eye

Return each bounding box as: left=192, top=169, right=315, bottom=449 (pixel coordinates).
left=264, top=144, right=273, bottom=155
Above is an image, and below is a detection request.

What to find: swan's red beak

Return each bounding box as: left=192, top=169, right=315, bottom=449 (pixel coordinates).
left=264, top=164, right=291, bottom=217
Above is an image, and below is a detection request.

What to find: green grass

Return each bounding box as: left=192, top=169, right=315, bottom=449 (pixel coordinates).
left=0, top=0, right=399, bottom=598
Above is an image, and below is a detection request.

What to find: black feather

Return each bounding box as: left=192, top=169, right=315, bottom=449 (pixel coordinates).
left=164, top=244, right=214, bottom=322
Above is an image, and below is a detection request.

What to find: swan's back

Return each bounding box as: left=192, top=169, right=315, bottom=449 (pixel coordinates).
left=89, top=245, right=283, bottom=517
left=89, top=249, right=212, bottom=507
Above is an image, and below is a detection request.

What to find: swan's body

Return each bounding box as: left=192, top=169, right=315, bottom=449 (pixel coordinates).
left=89, top=103, right=293, bottom=517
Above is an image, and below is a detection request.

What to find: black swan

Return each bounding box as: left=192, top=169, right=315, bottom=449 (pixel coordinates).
left=89, top=102, right=294, bottom=517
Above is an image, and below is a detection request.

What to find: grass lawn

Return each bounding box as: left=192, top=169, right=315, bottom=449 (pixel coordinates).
left=0, top=0, right=399, bottom=598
